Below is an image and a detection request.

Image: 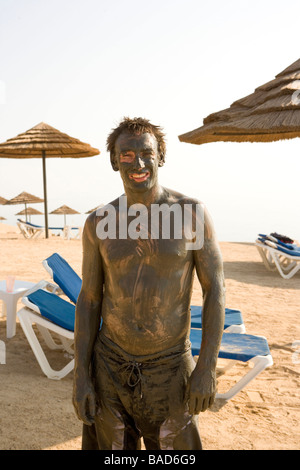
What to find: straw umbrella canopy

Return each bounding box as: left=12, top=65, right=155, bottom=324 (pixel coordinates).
left=50, top=204, right=80, bottom=227
left=5, top=191, right=43, bottom=222
left=16, top=206, right=43, bottom=222
left=0, top=216, right=6, bottom=222
left=16, top=207, right=43, bottom=216
left=0, top=122, right=100, bottom=237
left=178, top=58, right=300, bottom=145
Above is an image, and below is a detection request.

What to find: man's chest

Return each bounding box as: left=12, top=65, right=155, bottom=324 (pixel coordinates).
left=99, top=236, right=193, bottom=270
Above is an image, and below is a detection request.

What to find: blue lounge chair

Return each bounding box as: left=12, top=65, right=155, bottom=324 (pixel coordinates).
left=17, top=281, right=75, bottom=380
left=42, top=253, right=82, bottom=304
left=258, top=234, right=300, bottom=253
left=190, top=329, right=273, bottom=401
left=43, top=253, right=246, bottom=332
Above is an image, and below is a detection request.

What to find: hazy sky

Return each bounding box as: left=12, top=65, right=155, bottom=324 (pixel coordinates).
left=0, top=0, right=299, bottom=241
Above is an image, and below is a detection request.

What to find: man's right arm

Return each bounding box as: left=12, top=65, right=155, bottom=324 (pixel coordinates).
left=73, top=213, right=103, bottom=425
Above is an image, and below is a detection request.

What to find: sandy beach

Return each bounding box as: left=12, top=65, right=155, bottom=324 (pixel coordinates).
left=0, top=224, right=299, bottom=450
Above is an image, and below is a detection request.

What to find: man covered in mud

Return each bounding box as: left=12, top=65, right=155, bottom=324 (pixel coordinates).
left=73, top=117, right=225, bottom=450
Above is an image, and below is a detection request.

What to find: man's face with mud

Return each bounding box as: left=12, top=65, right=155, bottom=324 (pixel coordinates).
left=113, top=132, right=161, bottom=194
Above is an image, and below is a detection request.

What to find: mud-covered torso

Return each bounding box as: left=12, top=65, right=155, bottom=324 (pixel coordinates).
left=99, top=224, right=195, bottom=355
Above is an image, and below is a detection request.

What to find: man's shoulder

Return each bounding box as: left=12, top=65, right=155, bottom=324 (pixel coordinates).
left=163, top=187, right=203, bottom=207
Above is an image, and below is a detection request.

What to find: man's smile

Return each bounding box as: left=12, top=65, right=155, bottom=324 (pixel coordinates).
left=129, top=171, right=150, bottom=182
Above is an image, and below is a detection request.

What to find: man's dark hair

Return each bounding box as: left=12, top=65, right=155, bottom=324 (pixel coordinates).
left=106, top=117, right=166, bottom=170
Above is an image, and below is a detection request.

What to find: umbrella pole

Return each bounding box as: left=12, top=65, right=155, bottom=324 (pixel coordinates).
left=42, top=150, right=49, bottom=238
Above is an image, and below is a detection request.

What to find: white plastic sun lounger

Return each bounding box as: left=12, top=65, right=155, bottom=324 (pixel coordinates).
left=17, top=219, right=47, bottom=239
left=255, top=235, right=300, bottom=279
left=17, top=219, right=81, bottom=240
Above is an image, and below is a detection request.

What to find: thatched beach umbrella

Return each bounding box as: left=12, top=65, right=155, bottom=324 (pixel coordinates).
left=0, top=216, right=6, bottom=222
left=16, top=206, right=43, bottom=216
left=50, top=204, right=80, bottom=227
left=16, top=206, right=43, bottom=222
left=0, top=122, right=100, bottom=237
left=179, top=58, right=300, bottom=145
left=5, top=191, right=43, bottom=222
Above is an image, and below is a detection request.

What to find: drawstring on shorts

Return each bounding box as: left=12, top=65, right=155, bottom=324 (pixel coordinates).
left=118, top=361, right=143, bottom=398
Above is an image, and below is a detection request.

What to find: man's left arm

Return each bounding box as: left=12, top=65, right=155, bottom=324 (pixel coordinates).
left=187, top=205, right=225, bottom=414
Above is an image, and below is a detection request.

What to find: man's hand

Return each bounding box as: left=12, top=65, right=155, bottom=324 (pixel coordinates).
left=73, top=373, right=97, bottom=426
left=185, top=367, right=217, bottom=414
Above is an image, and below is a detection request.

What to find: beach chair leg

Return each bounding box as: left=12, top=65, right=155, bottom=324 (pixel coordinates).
left=60, top=336, right=74, bottom=354
left=37, top=325, right=74, bottom=354
left=272, top=253, right=300, bottom=279
left=256, top=246, right=277, bottom=272
left=216, top=355, right=273, bottom=401
left=21, top=228, right=30, bottom=238
left=32, top=229, right=45, bottom=239
left=37, top=326, right=73, bottom=354
left=284, top=264, right=300, bottom=279
left=17, top=308, right=74, bottom=380
left=36, top=324, right=66, bottom=350
left=5, top=296, right=19, bottom=338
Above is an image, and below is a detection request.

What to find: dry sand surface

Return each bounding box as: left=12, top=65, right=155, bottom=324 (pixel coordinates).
left=0, top=224, right=299, bottom=450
